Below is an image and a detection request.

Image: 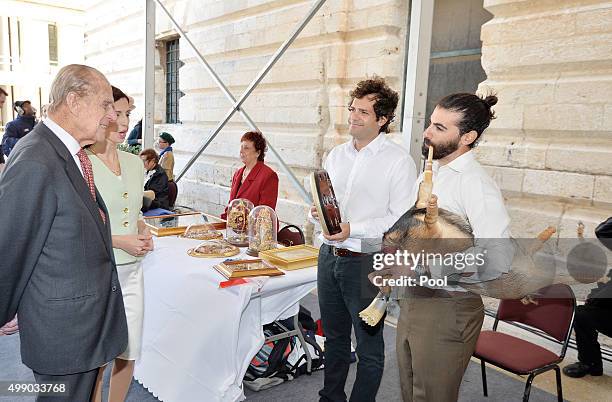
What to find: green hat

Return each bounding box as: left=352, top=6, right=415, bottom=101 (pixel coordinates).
left=159, top=132, right=175, bottom=144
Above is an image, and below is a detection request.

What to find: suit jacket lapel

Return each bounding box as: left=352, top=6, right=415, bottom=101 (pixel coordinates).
left=230, top=166, right=244, bottom=200
left=39, top=125, right=111, bottom=250
left=96, top=187, right=115, bottom=259
left=236, top=162, right=263, bottom=198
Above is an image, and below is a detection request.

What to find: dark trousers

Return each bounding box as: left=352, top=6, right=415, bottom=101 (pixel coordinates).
left=574, top=303, right=612, bottom=367
left=317, top=244, right=384, bottom=402
left=33, top=368, right=99, bottom=402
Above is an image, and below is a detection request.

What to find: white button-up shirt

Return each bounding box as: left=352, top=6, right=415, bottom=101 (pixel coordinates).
left=43, top=118, right=84, bottom=178
left=408, top=150, right=513, bottom=290
left=318, top=133, right=417, bottom=252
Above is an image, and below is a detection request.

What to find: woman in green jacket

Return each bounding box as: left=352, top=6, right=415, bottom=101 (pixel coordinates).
left=88, top=86, right=153, bottom=402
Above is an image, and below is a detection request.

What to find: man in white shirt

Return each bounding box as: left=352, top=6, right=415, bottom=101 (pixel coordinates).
left=312, top=77, right=417, bottom=402
left=394, top=92, right=509, bottom=402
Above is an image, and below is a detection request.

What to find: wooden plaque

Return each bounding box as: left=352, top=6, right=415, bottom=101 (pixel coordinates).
left=310, top=170, right=342, bottom=235
left=259, top=244, right=319, bottom=270
left=213, top=259, right=284, bottom=279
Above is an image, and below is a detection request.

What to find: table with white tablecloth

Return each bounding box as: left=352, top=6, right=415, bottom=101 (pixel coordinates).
left=133, top=236, right=317, bottom=402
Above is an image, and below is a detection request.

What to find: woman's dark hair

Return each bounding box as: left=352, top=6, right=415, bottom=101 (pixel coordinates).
left=241, top=131, right=267, bottom=162
left=437, top=92, right=498, bottom=148
left=139, top=148, right=159, bottom=164
left=112, top=85, right=129, bottom=103
left=349, top=76, right=399, bottom=134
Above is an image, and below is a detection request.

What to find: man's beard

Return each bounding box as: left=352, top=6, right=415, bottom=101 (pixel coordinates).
left=421, top=137, right=460, bottom=160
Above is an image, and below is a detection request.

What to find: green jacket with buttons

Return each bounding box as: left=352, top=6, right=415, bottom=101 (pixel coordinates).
left=88, top=150, right=145, bottom=265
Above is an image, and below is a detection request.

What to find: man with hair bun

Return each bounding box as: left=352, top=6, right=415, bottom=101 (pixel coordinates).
left=395, top=92, right=511, bottom=402
left=312, top=76, right=417, bottom=402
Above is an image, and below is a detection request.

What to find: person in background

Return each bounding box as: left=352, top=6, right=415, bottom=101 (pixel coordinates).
left=88, top=86, right=153, bottom=402
left=158, top=131, right=175, bottom=181
left=220, top=131, right=278, bottom=219
left=139, top=148, right=170, bottom=211
left=563, top=217, right=612, bottom=379
left=2, top=100, right=36, bottom=157
left=127, top=118, right=142, bottom=146
left=40, top=104, right=49, bottom=121
left=0, top=87, right=6, bottom=110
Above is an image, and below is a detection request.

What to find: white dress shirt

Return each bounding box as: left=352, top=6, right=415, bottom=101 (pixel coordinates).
left=317, top=133, right=417, bottom=252
left=43, top=118, right=84, bottom=178
left=408, top=150, right=513, bottom=290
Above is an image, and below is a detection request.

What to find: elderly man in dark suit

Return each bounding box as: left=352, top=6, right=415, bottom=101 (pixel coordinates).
left=0, top=64, right=128, bottom=401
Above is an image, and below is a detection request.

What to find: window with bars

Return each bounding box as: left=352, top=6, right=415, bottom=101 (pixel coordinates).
left=48, top=24, right=58, bottom=66
left=165, top=38, right=180, bottom=124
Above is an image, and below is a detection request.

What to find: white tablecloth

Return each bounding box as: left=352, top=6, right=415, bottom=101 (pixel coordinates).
left=133, top=236, right=317, bottom=402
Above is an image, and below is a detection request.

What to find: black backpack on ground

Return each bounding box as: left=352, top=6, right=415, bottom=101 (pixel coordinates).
left=243, top=306, right=324, bottom=391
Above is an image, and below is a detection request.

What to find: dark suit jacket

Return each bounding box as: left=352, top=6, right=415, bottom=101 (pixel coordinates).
left=0, top=123, right=128, bottom=375
left=588, top=217, right=612, bottom=307
left=221, top=161, right=279, bottom=219
left=142, top=164, right=169, bottom=211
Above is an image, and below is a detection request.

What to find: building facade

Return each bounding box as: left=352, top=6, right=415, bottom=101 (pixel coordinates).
left=85, top=0, right=412, bottom=229
left=83, top=0, right=612, bottom=241
left=0, top=0, right=85, bottom=127
left=477, top=0, right=612, bottom=240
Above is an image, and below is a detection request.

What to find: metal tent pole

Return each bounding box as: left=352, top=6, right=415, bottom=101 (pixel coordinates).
left=144, top=0, right=156, bottom=150
left=401, top=0, right=435, bottom=166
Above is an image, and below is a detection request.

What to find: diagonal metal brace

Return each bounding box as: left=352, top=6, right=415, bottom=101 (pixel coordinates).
left=154, top=0, right=326, bottom=204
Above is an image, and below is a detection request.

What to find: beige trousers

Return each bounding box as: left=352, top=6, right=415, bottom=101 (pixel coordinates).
left=396, top=290, right=484, bottom=402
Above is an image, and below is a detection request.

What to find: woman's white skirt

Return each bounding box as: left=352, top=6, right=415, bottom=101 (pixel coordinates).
left=116, top=261, right=144, bottom=360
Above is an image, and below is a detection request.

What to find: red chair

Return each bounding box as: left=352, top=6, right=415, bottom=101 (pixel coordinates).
left=474, top=284, right=576, bottom=402
left=277, top=225, right=305, bottom=247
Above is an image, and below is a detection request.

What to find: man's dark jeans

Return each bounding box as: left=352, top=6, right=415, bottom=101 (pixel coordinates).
left=318, top=244, right=384, bottom=402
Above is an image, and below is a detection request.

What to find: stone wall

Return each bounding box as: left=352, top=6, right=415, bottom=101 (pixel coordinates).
left=85, top=0, right=410, bottom=229
left=477, top=0, right=612, bottom=242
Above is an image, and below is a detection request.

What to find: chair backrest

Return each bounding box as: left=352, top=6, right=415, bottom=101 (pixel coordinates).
left=496, top=284, right=576, bottom=343
left=168, top=181, right=178, bottom=208
left=277, top=225, right=305, bottom=247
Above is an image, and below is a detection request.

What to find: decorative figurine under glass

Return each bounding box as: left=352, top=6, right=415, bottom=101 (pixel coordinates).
left=246, top=205, right=278, bottom=256
left=226, top=198, right=254, bottom=247
left=179, top=222, right=223, bottom=240
left=187, top=239, right=240, bottom=258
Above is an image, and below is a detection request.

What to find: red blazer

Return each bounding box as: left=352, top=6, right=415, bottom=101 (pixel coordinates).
left=221, top=161, right=279, bottom=219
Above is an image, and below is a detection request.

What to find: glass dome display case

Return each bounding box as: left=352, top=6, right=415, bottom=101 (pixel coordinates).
left=246, top=205, right=278, bottom=256
left=225, top=198, right=254, bottom=247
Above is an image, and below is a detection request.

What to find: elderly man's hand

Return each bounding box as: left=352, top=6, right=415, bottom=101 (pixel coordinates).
left=0, top=316, right=18, bottom=336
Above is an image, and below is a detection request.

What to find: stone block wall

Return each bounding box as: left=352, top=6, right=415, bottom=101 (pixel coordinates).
left=85, top=0, right=410, bottom=229
left=477, top=0, right=612, bottom=241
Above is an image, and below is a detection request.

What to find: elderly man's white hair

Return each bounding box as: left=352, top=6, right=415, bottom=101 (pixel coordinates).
left=48, top=64, right=108, bottom=114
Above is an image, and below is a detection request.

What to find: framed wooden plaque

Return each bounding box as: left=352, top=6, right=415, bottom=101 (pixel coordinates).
left=259, top=244, right=319, bottom=270
left=213, top=259, right=284, bottom=279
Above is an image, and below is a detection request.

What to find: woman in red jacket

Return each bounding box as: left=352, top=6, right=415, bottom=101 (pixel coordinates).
left=221, top=131, right=279, bottom=219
